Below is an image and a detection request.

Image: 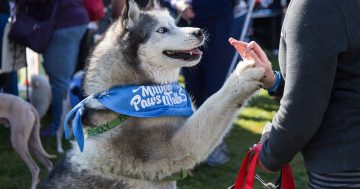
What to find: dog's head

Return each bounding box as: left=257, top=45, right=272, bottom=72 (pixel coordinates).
left=121, top=0, right=206, bottom=69
left=84, top=0, right=206, bottom=94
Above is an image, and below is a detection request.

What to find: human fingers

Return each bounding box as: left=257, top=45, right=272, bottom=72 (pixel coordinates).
left=248, top=50, right=263, bottom=64
left=249, top=50, right=269, bottom=69
left=229, top=38, right=248, bottom=58
left=229, top=38, right=248, bottom=47
left=245, top=41, right=269, bottom=63
left=249, top=50, right=276, bottom=88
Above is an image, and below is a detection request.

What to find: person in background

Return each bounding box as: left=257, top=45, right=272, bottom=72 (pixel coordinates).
left=230, top=0, right=360, bottom=188
left=34, top=0, right=89, bottom=136
left=168, top=0, right=235, bottom=166
left=0, top=0, right=18, bottom=95
left=75, top=0, right=105, bottom=73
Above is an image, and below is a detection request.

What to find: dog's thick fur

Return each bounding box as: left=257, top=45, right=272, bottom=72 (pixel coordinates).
left=0, top=94, right=54, bottom=189
left=41, top=1, right=264, bottom=188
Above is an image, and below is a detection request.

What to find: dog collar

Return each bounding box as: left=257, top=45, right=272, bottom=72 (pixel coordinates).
left=64, top=82, right=194, bottom=152
left=85, top=114, right=129, bottom=138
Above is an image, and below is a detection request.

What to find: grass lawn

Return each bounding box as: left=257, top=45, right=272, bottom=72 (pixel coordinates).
left=0, top=90, right=307, bottom=189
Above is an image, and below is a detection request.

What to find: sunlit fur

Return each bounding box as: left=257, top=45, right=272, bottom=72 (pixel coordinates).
left=41, top=1, right=265, bottom=188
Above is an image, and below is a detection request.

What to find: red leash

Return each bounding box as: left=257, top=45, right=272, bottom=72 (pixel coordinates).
left=232, top=144, right=295, bottom=189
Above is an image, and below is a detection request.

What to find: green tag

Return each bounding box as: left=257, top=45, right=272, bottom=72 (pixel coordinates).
left=86, top=115, right=129, bottom=138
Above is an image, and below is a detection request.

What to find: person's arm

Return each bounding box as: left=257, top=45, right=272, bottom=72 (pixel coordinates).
left=259, top=0, right=349, bottom=171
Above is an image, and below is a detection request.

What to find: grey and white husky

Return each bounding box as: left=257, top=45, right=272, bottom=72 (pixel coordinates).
left=41, top=0, right=264, bottom=188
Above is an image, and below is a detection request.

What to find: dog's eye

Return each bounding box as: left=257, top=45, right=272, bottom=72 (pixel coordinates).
left=156, top=27, right=168, bottom=34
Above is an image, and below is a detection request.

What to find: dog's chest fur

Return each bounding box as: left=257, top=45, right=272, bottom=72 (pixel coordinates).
left=41, top=117, right=186, bottom=189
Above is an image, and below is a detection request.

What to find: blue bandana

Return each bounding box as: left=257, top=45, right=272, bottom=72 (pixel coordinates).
left=64, top=82, right=193, bottom=152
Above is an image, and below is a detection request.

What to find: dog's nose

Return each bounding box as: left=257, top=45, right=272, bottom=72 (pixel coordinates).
left=192, top=29, right=204, bottom=39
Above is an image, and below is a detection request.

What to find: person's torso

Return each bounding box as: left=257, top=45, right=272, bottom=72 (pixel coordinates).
left=279, top=0, right=360, bottom=172
left=309, top=0, right=360, bottom=169
left=55, top=0, right=89, bottom=29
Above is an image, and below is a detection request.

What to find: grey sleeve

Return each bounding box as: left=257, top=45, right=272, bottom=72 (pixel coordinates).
left=259, top=0, right=348, bottom=171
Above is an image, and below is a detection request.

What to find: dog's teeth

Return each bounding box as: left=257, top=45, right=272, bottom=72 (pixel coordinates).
left=190, top=51, right=193, bottom=55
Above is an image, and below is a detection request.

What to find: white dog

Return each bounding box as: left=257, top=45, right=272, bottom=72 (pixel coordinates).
left=41, top=1, right=264, bottom=188
left=0, top=94, right=55, bottom=189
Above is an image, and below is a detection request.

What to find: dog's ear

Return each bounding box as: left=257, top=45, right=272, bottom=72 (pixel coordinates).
left=123, top=0, right=141, bottom=29
left=146, top=0, right=161, bottom=10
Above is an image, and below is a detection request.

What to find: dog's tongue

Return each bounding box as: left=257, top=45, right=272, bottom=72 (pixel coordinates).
left=189, top=48, right=203, bottom=55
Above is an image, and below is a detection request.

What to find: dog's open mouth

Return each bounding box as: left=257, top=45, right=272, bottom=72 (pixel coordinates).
left=163, top=47, right=203, bottom=61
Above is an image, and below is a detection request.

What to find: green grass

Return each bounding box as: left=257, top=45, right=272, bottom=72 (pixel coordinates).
left=0, top=90, right=307, bottom=189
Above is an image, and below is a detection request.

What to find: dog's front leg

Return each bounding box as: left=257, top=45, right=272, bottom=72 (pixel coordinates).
left=171, top=62, right=264, bottom=169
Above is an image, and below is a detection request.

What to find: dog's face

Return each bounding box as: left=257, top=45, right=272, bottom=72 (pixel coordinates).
left=122, top=0, right=206, bottom=69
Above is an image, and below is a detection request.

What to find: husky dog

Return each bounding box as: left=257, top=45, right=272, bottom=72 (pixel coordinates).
left=41, top=0, right=264, bottom=188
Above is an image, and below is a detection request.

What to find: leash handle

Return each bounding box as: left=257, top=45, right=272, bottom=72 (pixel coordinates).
left=233, top=144, right=295, bottom=189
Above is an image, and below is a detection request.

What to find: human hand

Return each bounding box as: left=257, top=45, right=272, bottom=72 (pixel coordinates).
left=229, top=38, right=276, bottom=89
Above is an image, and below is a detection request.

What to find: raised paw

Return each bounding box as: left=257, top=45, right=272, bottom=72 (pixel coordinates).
left=221, top=61, right=265, bottom=102
left=234, top=61, right=265, bottom=83
left=225, top=61, right=265, bottom=97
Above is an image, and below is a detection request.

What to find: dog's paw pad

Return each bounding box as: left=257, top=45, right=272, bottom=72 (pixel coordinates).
left=236, top=66, right=265, bottom=82
left=234, top=61, right=255, bottom=77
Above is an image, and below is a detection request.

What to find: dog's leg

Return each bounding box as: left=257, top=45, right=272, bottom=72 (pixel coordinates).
left=56, top=95, right=71, bottom=154
left=56, top=125, right=64, bottom=153
left=11, top=126, right=40, bottom=189
left=28, top=136, right=53, bottom=172
left=171, top=62, right=264, bottom=169
left=28, top=107, right=55, bottom=172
